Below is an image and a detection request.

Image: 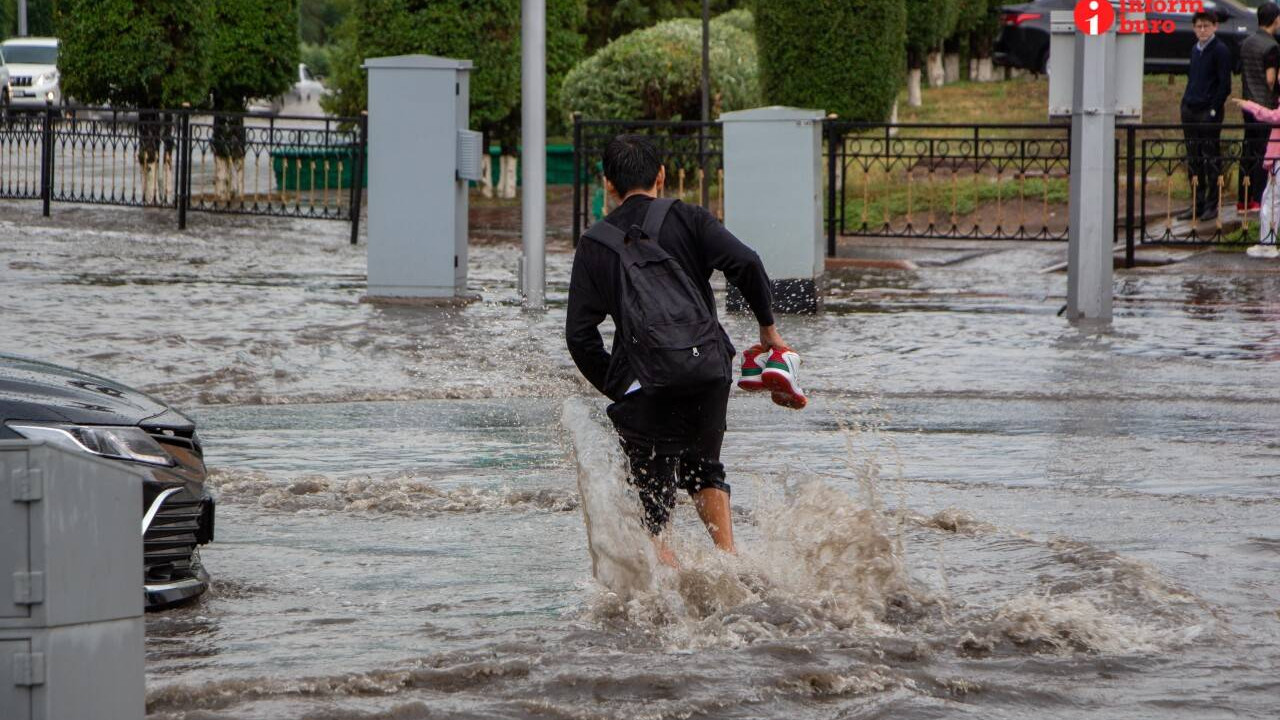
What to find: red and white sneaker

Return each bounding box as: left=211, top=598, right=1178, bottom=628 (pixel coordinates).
left=760, top=348, right=807, bottom=410
left=737, top=345, right=768, bottom=392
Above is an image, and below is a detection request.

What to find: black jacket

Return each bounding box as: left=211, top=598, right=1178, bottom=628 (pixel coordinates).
left=1183, top=35, right=1232, bottom=114
left=566, top=196, right=774, bottom=401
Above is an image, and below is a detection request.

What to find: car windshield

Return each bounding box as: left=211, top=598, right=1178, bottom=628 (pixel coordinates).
left=2, top=45, right=57, bottom=65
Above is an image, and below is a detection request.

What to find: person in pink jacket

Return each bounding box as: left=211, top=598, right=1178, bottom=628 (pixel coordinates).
left=1231, top=96, right=1280, bottom=257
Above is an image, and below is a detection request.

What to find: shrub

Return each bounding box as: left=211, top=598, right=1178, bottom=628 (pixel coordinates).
left=754, top=0, right=905, bottom=122
left=559, top=9, right=760, bottom=122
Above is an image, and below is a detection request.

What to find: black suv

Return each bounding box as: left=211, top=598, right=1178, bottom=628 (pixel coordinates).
left=995, top=0, right=1258, bottom=74
left=0, top=354, right=214, bottom=610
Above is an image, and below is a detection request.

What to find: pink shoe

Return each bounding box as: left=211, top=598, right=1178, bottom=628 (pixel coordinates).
left=760, top=348, right=807, bottom=410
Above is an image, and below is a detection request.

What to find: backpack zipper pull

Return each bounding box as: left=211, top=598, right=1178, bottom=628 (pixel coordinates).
left=692, top=346, right=700, bottom=357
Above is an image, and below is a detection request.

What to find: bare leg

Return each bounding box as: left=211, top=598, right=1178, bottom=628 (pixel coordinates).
left=692, top=488, right=736, bottom=553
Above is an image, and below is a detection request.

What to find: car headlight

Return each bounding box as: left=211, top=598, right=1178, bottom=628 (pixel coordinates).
left=35, top=71, right=57, bottom=86
left=6, top=422, right=175, bottom=467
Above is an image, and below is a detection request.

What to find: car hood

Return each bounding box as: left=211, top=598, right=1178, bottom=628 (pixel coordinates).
left=0, top=353, right=192, bottom=429
left=5, top=63, right=56, bottom=76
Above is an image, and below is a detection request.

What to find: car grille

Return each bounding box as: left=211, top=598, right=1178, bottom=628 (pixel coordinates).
left=10, top=76, right=30, bottom=87
left=143, top=488, right=208, bottom=585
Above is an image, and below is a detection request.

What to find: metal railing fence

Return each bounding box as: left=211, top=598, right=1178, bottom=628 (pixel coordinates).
left=573, top=116, right=1276, bottom=267
left=0, top=104, right=366, bottom=242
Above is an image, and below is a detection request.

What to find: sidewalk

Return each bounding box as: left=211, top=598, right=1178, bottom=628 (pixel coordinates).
left=830, top=234, right=1280, bottom=276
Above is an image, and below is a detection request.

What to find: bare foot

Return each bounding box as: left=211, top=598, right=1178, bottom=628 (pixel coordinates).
left=653, top=538, right=681, bottom=569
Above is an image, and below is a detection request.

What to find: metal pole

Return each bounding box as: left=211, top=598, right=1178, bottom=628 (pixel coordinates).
left=1066, top=29, right=1116, bottom=323
left=521, top=0, right=546, bottom=309
left=700, top=0, right=710, bottom=209
left=1125, top=125, right=1136, bottom=269
left=17, top=0, right=27, bottom=36
left=349, top=112, right=367, bottom=245
left=571, top=112, right=582, bottom=245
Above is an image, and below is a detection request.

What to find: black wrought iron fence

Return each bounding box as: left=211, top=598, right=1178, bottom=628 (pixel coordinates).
left=568, top=116, right=1280, bottom=265
left=0, top=105, right=366, bottom=241
left=571, top=117, right=723, bottom=242
left=825, top=122, right=1073, bottom=251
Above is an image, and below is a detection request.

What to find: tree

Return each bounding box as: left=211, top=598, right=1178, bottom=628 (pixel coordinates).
left=207, top=0, right=300, bottom=202
left=486, top=0, right=587, bottom=198
left=324, top=0, right=523, bottom=130
left=60, top=0, right=213, bottom=201
left=905, top=0, right=955, bottom=105
left=968, top=0, right=1004, bottom=82
left=559, top=9, right=759, bottom=122
left=300, top=0, right=347, bottom=45
left=754, top=0, right=904, bottom=122
left=584, top=0, right=742, bottom=52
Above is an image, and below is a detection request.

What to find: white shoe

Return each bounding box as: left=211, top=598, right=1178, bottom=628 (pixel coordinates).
left=760, top=348, right=807, bottom=410
left=1246, top=244, right=1280, bottom=259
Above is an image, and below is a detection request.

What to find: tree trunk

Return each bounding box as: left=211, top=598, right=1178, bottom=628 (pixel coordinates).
left=499, top=154, right=518, bottom=199
left=889, top=100, right=899, bottom=138
left=944, top=53, right=961, bottom=84
left=927, top=51, right=945, bottom=88
left=908, top=68, right=923, bottom=107
left=480, top=153, right=495, bottom=198
left=976, top=58, right=995, bottom=82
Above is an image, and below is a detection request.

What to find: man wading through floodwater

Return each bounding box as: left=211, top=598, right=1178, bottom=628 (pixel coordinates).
left=566, top=135, right=793, bottom=565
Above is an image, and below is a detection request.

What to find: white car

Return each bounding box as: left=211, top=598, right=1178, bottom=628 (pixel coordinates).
left=1, top=37, right=59, bottom=109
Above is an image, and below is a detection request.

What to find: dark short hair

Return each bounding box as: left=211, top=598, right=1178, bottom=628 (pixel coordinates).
left=1192, top=10, right=1218, bottom=24
left=1259, top=1, right=1279, bottom=27
left=602, top=135, right=662, bottom=196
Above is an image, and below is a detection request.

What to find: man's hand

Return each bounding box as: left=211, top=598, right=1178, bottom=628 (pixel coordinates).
left=759, top=324, right=789, bottom=352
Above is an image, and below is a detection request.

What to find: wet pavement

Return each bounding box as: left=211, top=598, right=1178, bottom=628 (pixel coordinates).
left=1, top=203, right=1278, bottom=719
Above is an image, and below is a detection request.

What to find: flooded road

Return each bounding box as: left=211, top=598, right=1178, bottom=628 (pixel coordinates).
left=1, top=205, right=1278, bottom=719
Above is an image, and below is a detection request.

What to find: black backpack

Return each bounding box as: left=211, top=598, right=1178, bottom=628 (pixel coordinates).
left=582, top=197, right=730, bottom=393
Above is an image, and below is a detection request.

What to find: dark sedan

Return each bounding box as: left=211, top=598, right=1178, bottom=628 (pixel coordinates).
left=995, top=0, right=1258, bottom=74
left=0, top=354, right=214, bottom=610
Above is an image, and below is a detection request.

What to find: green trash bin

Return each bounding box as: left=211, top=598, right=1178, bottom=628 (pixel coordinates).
left=485, top=144, right=576, bottom=186
left=271, top=145, right=368, bottom=192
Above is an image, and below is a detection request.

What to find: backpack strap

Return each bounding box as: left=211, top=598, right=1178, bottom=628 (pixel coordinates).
left=581, top=219, right=629, bottom=255
left=641, top=197, right=677, bottom=240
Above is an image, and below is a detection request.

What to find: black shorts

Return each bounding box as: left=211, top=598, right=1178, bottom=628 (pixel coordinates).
left=606, top=383, right=731, bottom=534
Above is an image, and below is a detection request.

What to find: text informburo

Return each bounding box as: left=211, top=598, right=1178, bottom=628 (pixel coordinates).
left=1118, top=1, right=1204, bottom=34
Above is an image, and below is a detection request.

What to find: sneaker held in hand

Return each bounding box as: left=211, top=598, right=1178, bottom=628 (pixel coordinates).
left=760, top=348, right=807, bottom=410
left=737, top=345, right=768, bottom=392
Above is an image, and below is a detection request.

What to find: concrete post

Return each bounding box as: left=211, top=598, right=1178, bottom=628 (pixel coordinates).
left=0, top=441, right=146, bottom=720
left=721, top=106, right=825, bottom=313
left=521, top=0, right=547, bottom=310
left=363, top=55, right=479, bottom=304
left=1066, top=31, right=1116, bottom=323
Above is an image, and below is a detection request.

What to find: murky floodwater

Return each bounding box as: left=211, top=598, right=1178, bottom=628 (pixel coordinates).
left=2, top=204, right=1278, bottom=719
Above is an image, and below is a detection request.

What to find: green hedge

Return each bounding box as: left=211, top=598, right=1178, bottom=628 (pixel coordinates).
left=559, top=9, right=760, bottom=122
left=754, top=0, right=905, bottom=122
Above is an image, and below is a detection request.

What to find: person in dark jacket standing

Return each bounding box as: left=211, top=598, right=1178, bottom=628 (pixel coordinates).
left=566, top=135, right=788, bottom=564
left=1180, top=10, right=1233, bottom=222
left=1237, top=3, right=1280, bottom=212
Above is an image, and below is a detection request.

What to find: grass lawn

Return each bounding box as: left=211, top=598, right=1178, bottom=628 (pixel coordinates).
left=895, top=72, right=1194, bottom=125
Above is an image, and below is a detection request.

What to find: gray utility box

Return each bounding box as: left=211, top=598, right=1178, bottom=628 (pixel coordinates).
left=0, top=440, right=145, bottom=720
left=364, top=55, right=483, bottom=302
left=721, top=106, right=826, bottom=314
